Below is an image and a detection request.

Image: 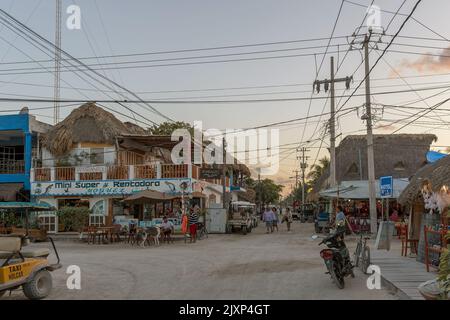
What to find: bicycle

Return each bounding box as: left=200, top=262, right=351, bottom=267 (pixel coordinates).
left=197, top=222, right=208, bottom=240
left=353, top=233, right=371, bottom=274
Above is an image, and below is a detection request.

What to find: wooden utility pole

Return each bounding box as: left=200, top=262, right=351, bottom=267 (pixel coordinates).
left=314, top=56, right=352, bottom=213
left=222, top=136, right=227, bottom=210
left=298, top=147, right=309, bottom=207
left=363, top=34, right=378, bottom=235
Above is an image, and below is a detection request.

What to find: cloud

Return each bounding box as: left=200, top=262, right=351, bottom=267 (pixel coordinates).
left=398, top=46, right=450, bottom=72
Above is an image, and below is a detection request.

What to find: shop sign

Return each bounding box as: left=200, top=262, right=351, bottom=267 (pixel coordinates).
left=31, top=178, right=192, bottom=197
left=230, top=185, right=241, bottom=191
left=199, top=168, right=221, bottom=179
left=380, top=176, right=393, bottom=198
left=75, top=166, right=107, bottom=174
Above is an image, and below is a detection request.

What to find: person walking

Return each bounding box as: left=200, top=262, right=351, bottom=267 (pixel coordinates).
left=189, top=205, right=199, bottom=243
left=263, top=207, right=273, bottom=234
left=272, top=207, right=279, bottom=232
left=283, top=207, right=293, bottom=232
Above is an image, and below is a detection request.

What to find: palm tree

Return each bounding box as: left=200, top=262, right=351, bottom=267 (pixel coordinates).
left=306, top=157, right=330, bottom=187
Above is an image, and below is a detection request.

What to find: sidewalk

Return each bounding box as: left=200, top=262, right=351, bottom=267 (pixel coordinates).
left=370, top=239, right=436, bottom=300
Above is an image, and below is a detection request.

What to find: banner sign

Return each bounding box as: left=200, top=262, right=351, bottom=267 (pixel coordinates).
left=380, top=176, right=393, bottom=198
left=199, top=168, right=221, bottom=179
left=75, top=166, right=107, bottom=174
left=31, top=178, right=192, bottom=197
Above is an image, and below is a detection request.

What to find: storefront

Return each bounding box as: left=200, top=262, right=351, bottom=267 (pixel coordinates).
left=319, top=179, right=409, bottom=233
left=31, top=177, right=192, bottom=232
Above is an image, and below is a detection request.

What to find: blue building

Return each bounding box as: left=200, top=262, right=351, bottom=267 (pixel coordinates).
left=0, top=108, right=51, bottom=201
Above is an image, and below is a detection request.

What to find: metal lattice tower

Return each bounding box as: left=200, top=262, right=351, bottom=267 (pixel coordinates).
left=53, top=0, right=62, bottom=125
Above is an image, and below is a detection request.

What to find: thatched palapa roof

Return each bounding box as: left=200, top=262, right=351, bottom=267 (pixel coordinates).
left=398, top=155, right=450, bottom=206
left=43, top=102, right=133, bottom=156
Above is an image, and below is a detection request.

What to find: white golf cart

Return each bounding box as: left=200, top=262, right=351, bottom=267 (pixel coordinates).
left=226, top=201, right=257, bottom=235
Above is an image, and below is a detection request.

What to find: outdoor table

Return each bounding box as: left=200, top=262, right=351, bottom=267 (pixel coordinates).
left=96, top=227, right=114, bottom=244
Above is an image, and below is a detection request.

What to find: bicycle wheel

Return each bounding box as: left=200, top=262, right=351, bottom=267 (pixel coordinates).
left=360, top=246, right=371, bottom=274
left=353, top=241, right=362, bottom=268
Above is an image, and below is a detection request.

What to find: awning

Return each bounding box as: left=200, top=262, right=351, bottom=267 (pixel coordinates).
left=319, top=179, right=409, bottom=199
left=0, top=202, right=55, bottom=211
left=231, top=201, right=256, bottom=207
left=426, top=151, right=448, bottom=163
left=192, top=191, right=207, bottom=198
left=123, top=190, right=178, bottom=204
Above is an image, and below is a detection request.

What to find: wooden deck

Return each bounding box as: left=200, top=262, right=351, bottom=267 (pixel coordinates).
left=370, top=239, right=436, bottom=300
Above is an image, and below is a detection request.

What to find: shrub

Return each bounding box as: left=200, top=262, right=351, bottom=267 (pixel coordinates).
left=57, top=206, right=90, bottom=232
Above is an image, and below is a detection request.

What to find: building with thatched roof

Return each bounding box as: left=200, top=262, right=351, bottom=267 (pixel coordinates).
left=398, top=155, right=450, bottom=207
left=30, top=103, right=251, bottom=232
left=310, top=134, right=437, bottom=199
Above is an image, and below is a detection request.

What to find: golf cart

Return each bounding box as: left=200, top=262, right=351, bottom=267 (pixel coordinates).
left=300, top=203, right=315, bottom=223
left=226, top=201, right=255, bottom=235
left=0, top=202, right=61, bottom=300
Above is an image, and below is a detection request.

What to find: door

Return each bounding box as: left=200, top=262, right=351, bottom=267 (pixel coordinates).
left=207, top=204, right=227, bottom=233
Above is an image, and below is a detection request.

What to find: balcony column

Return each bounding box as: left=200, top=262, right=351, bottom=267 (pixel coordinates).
left=129, top=165, right=135, bottom=180
left=188, top=164, right=193, bottom=179
left=50, top=167, right=56, bottom=181
left=24, top=132, right=32, bottom=189
left=156, top=162, right=162, bottom=179
left=30, top=168, right=35, bottom=182
left=102, top=167, right=108, bottom=180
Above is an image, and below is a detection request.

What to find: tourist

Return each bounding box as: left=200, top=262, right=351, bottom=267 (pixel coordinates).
left=272, top=207, right=279, bottom=232
left=283, top=207, right=293, bottom=232
left=263, top=207, right=273, bottom=234
left=189, top=205, right=199, bottom=243
left=160, top=216, right=174, bottom=243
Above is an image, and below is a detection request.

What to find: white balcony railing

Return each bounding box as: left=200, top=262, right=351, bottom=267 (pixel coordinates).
left=31, top=163, right=201, bottom=182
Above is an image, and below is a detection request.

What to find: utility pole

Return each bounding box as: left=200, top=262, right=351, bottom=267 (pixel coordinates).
left=314, top=56, right=352, bottom=213
left=292, top=170, right=300, bottom=189
left=222, top=136, right=227, bottom=210
left=258, top=169, right=262, bottom=215
left=363, top=34, right=378, bottom=235
left=54, top=0, right=62, bottom=125
left=297, top=147, right=309, bottom=207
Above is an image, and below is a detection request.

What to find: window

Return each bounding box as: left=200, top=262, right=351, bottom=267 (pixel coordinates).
left=38, top=214, right=58, bottom=233
left=394, top=161, right=406, bottom=171
left=90, top=148, right=105, bottom=164
left=89, top=200, right=106, bottom=226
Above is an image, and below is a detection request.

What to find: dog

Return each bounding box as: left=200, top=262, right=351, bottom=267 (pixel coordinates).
left=135, top=228, right=148, bottom=248
left=146, top=226, right=161, bottom=246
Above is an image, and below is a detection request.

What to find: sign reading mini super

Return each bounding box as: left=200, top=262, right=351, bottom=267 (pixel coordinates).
left=31, top=178, right=192, bottom=197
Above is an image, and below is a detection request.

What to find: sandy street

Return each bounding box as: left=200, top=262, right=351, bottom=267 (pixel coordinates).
left=4, top=222, right=398, bottom=300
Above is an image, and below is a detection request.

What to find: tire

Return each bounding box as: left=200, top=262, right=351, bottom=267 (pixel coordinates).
left=23, top=269, right=53, bottom=300
left=361, top=246, right=371, bottom=274
left=328, top=261, right=345, bottom=289
left=354, top=242, right=362, bottom=268
left=242, top=226, right=247, bottom=235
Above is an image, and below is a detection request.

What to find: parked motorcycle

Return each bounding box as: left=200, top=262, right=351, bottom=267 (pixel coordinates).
left=316, top=223, right=354, bottom=289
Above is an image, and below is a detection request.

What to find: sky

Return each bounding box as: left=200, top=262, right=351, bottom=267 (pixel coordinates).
left=0, top=0, right=449, bottom=196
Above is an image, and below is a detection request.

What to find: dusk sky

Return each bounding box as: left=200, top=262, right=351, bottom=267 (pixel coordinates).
left=0, top=0, right=449, bottom=195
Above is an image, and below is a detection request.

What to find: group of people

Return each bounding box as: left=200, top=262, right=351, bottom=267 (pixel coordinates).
left=262, top=207, right=293, bottom=233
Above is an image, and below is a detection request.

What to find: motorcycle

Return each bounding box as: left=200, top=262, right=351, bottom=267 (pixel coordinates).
left=316, top=224, right=354, bottom=289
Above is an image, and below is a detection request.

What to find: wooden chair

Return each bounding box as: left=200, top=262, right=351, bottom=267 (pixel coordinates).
left=110, top=224, right=122, bottom=243
left=399, top=224, right=418, bottom=256
left=86, top=226, right=99, bottom=244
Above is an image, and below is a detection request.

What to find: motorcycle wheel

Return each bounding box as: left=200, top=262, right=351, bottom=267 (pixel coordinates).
left=361, top=246, right=371, bottom=274
left=353, top=242, right=362, bottom=268
left=328, top=261, right=345, bottom=289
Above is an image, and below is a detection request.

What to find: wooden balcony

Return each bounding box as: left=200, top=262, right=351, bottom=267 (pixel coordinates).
left=32, top=164, right=201, bottom=182
left=134, top=164, right=157, bottom=179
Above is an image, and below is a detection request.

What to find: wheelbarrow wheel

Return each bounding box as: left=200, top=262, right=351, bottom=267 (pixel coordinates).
left=23, top=269, right=53, bottom=300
